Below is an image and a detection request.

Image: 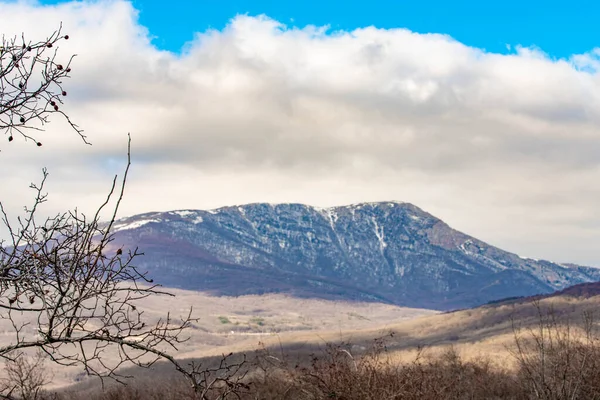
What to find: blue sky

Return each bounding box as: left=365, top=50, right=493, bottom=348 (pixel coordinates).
left=38, top=0, right=599, bottom=57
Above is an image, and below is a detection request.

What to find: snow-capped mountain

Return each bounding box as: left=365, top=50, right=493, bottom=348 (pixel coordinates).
left=110, top=202, right=600, bottom=310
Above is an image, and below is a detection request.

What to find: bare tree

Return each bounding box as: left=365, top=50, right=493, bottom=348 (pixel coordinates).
left=0, top=136, right=195, bottom=376
left=0, top=27, right=247, bottom=398
left=510, top=301, right=600, bottom=400
left=0, top=350, right=52, bottom=400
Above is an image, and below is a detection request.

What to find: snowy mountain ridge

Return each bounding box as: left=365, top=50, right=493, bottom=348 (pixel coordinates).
left=109, top=201, right=600, bottom=310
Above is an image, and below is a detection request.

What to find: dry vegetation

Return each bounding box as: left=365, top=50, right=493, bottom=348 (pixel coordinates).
left=4, top=293, right=600, bottom=399
left=30, top=299, right=600, bottom=400
left=0, top=289, right=435, bottom=388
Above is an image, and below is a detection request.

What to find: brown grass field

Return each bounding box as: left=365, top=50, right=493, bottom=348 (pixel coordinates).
left=5, top=287, right=600, bottom=399
left=0, top=287, right=436, bottom=389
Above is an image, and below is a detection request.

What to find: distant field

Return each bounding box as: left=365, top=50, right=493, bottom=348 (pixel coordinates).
left=53, top=291, right=600, bottom=398
left=195, top=293, right=600, bottom=373
left=0, top=287, right=436, bottom=389
left=7, top=286, right=599, bottom=393
left=270, top=294, right=600, bottom=369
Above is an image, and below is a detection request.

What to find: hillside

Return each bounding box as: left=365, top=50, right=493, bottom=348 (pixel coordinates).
left=108, top=201, right=600, bottom=310
left=59, top=281, right=600, bottom=396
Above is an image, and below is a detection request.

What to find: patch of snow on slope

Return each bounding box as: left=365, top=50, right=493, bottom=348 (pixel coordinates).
left=314, top=207, right=338, bottom=232
left=326, top=208, right=338, bottom=231
left=171, top=210, right=196, bottom=218
left=236, top=206, right=262, bottom=240
left=314, top=207, right=347, bottom=253
left=459, top=239, right=508, bottom=271
left=519, top=255, right=568, bottom=269
left=371, top=216, right=392, bottom=272
left=388, top=201, right=405, bottom=207
left=371, top=216, right=387, bottom=251
left=113, top=219, right=161, bottom=232
left=459, top=239, right=473, bottom=255
left=519, top=255, right=540, bottom=262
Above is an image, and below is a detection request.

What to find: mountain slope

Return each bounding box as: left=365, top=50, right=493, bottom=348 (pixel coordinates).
left=109, top=202, right=600, bottom=310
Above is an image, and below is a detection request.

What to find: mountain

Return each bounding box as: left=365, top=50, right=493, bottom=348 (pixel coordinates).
left=109, top=202, right=600, bottom=310
left=487, top=281, right=600, bottom=307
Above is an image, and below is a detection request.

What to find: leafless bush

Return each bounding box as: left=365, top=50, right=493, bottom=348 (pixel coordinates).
left=0, top=351, right=52, bottom=400
left=511, top=301, right=600, bottom=399
left=186, top=353, right=251, bottom=399
left=248, top=334, right=518, bottom=400
left=54, top=353, right=251, bottom=400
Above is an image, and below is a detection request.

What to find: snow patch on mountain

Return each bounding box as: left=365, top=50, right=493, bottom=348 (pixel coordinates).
left=113, top=219, right=161, bottom=232
left=171, top=210, right=196, bottom=218
left=371, top=216, right=387, bottom=251
left=107, top=201, right=600, bottom=310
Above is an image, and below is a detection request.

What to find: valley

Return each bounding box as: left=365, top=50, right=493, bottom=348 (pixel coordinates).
left=1, top=290, right=434, bottom=389
left=55, top=282, right=600, bottom=398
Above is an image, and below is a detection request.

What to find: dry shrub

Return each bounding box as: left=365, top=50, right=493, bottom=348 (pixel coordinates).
left=511, top=302, right=600, bottom=399
left=249, top=335, right=518, bottom=400
left=30, top=301, right=600, bottom=399
left=62, top=377, right=195, bottom=400
left=248, top=304, right=600, bottom=400
left=1, top=351, right=52, bottom=400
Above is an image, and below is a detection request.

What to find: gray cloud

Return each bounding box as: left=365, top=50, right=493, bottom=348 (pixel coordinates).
left=0, top=1, right=599, bottom=265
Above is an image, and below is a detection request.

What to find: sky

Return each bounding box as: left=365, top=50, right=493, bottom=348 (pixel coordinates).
left=40, top=0, right=600, bottom=58
left=0, top=0, right=599, bottom=265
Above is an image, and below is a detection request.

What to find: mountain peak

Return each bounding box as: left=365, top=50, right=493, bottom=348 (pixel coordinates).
left=110, top=201, right=600, bottom=310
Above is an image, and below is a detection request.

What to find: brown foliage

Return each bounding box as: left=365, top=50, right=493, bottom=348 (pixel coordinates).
left=248, top=336, right=518, bottom=400
left=37, top=303, right=600, bottom=400
left=511, top=301, right=600, bottom=399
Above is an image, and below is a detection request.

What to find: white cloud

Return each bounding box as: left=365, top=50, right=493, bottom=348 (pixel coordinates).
left=0, top=1, right=599, bottom=265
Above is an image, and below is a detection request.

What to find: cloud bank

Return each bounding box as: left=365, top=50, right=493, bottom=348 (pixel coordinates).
left=0, top=1, right=599, bottom=264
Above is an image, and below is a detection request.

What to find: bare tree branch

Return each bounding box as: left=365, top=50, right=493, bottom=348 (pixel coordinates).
left=0, top=23, right=85, bottom=146
left=0, top=26, right=248, bottom=399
